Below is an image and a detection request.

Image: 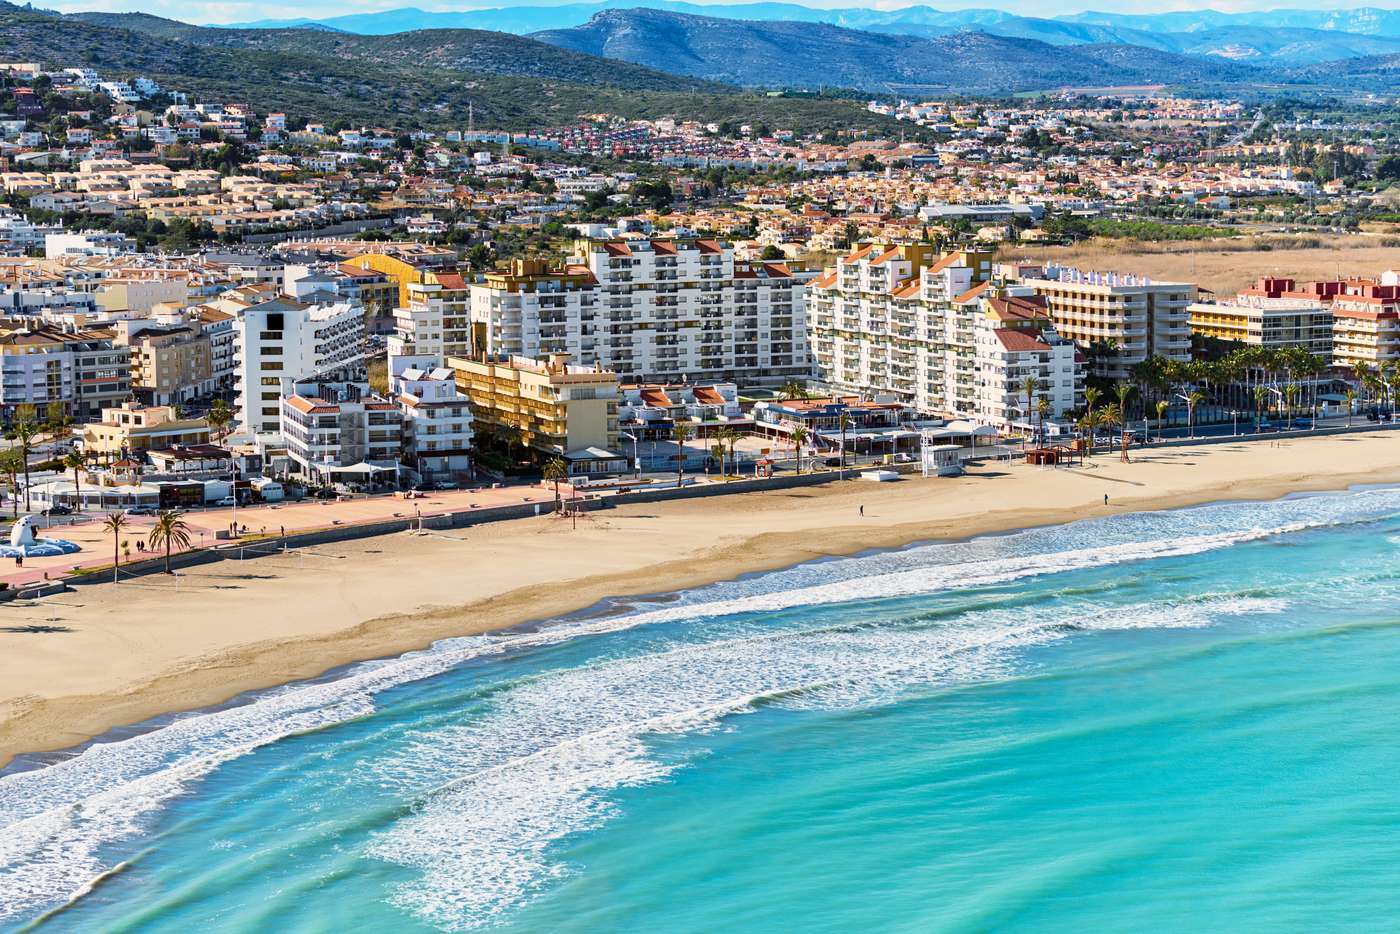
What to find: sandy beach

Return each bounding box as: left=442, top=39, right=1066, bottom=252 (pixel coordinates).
left=3, top=430, right=1399, bottom=769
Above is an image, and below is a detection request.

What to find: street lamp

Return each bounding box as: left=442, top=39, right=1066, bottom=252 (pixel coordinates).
left=1231, top=409, right=1238, bottom=436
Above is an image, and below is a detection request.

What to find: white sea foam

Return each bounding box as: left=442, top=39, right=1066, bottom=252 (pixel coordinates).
left=0, top=488, right=1393, bottom=925
left=367, top=592, right=1288, bottom=929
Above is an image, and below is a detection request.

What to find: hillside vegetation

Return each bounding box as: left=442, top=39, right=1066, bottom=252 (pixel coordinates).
left=0, top=4, right=901, bottom=132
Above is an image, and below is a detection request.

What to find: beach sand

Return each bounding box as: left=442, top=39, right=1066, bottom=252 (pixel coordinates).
left=3, top=431, right=1399, bottom=769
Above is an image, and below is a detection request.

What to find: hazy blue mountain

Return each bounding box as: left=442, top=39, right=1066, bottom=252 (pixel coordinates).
left=531, top=8, right=1260, bottom=92
left=218, top=3, right=1400, bottom=67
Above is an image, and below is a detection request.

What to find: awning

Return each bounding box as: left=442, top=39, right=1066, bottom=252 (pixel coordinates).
left=323, top=462, right=398, bottom=474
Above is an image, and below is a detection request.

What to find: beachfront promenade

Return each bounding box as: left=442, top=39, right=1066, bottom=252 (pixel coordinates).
left=4, top=419, right=1397, bottom=592
left=0, top=486, right=557, bottom=589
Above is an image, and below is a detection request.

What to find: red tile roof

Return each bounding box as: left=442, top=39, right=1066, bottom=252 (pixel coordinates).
left=994, top=328, right=1051, bottom=353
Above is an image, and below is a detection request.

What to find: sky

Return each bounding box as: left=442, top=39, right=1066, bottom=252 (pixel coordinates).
left=39, top=0, right=1400, bottom=27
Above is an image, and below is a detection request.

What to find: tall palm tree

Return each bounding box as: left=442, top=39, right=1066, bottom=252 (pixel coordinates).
left=1077, top=408, right=1102, bottom=458
left=8, top=403, right=38, bottom=513
left=837, top=412, right=852, bottom=471
left=542, top=456, right=568, bottom=508
left=1187, top=391, right=1206, bottom=438
left=1345, top=388, right=1358, bottom=427
left=207, top=399, right=233, bottom=440
left=1021, top=375, right=1040, bottom=443
left=63, top=450, right=84, bottom=513
left=102, top=511, right=128, bottom=584
left=1283, top=383, right=1299, bottom=429
left=147, top=510, right=192, bottom=575
left=1084, top=386, right=1102, bottom=417
left=1155, top=399, right=1169, bottom=440
left=1036, top=396, right=1050, bottom=444
left=672, top=422, right=692, bottom=487
left=789, top=425, right=809, bottom=474
left=716, top=426, right=740, bottom=475
left=1114, top=381, right=1135, bottom=426
left=1254, top=384, right=1270, bottom=429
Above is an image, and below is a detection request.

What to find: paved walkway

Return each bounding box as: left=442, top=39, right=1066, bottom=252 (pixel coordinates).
left=0, top=485, right=556, bottom=588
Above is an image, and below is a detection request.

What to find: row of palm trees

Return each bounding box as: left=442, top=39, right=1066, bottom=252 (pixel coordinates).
left=1127, top=347, right=1335, bottom=424
left=99, top=509, right=193, bottom=581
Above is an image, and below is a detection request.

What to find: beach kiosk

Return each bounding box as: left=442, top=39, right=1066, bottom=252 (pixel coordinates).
left=920, top=430, right=964, bottom=478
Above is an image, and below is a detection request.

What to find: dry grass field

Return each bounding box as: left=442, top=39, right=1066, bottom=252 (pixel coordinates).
left=1000, top=234, right=1400, bottom=296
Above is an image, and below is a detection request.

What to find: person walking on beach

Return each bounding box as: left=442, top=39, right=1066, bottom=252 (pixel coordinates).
left=859, top=505, right=864, bottom=517
left=1104, top=493, right=1109, bottom=506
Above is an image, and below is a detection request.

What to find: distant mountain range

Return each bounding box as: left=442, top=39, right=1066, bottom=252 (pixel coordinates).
left=222, top=3, right=1400, bottom=68
left=530, top=9, right=1258, bottom=93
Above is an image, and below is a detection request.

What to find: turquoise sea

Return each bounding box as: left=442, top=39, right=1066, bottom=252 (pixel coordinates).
left=7, top=487, right=1400, bottom=931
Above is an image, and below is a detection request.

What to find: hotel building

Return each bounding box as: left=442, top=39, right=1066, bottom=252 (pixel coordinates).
left=1330, top=278, right=1400, bottom=369
left=1187, top=277, right=1334, bottom=357
left=234, top=298, right=366, bottom=438
left=1014, top=265, right=1193, bottom=380
left=467, top=240, right=808, bottom=386
left=448, top=352, right=624, bottom=474
left=808, top=244, right=994, bottom=418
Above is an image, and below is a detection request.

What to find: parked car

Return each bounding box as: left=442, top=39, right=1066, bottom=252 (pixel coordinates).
left=125, top=506, right=155, bottom=516
left=45, top=505, right=71, bottom=516
left=215, top=496, right=236, bottom=507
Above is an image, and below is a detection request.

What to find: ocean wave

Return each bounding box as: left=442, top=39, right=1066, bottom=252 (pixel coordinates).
left=0, top=488, right=1391, bottom=925
left=367, top=592, right=1287, bottom=930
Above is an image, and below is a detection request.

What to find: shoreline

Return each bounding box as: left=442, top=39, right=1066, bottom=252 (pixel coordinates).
left=3, top=432, right=1400, bottom=770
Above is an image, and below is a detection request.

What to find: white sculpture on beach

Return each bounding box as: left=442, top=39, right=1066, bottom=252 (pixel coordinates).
left=0, top=514, right=82, bottom=558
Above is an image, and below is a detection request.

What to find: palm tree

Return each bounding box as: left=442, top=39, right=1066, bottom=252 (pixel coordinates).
left=207, top=399, right=233, bottom=439
left=789, top=425, right=809, bottom=474
left=63, top=450, right=85, bottom=513
left=1155, top=399, right=1169, bottom=440
left=1099, top=402, right=1129, bottom=460
left=1021, top=375, right=1040, bottom=443
left=672, top=422, right=692, bottom=487
left=0, top=448, right=21, bottom=517
left=1084, top=385, right=1102, bottom=417
left=1186, top=391, right=1206, bottom=438
left=1036, top=396, right=1050, bottom=444
left=147, top=510, right=192, bottom=575
left=779, top=380, right=807, bottom=401
left=1077, top=408, right=1102, bottom=459
left=102, top=511, right=128, bottom=584
left=1283, top=383, right=1299, bottom=429
left=1114, top=381, right=1135, bottom=427
left=1254, top=384, right=1270, bottom=429
left=716, top=426, right=740, bottom=475
left=8, top=403, right=38, bottom=513
left=1345, top=388, right=1358, bottom=427
left=710, top=441, right=726, bottom=474
left=542, top=456, right=568, bottom=508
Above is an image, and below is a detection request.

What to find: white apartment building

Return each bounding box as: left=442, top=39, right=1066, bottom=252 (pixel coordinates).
left=973, top=294, right=1082, bottom=429
left=388, top=273, right=472, bottom=365
left=234, top=299, right=366, bottom=438
left=45, top=230, right=137, bottom=259
left=0, top=325, right=130, bottom=423
left=394, top=366, right=473, bottom=481
left=1013, top=265, right=1193, bottom=380
left=469, top=242, right=808, bottom=386
left=1329, top=279, right=1400, bottom=369
left=280, top=381, right=403, bottom=484
left=808, top=244, right=997, bottom=418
